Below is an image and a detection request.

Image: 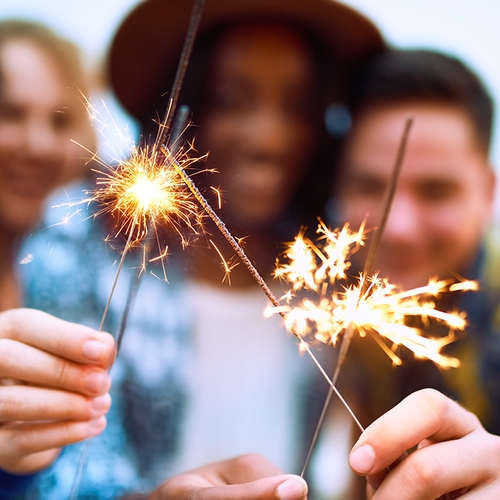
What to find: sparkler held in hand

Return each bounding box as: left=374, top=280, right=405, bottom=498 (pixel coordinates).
left=272, top=222, right=476, bottom=368
left=267, top=118, right=477, bottom=477
left=68, top=1, right=207, bottom=498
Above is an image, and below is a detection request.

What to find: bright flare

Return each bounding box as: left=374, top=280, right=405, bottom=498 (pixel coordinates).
left=269, top=221, right=478, bottom=368
left=81, top=141, right=205, bottom=258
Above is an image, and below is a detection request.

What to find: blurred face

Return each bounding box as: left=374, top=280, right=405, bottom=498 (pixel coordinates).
left=0, top=40, right=76, bottom=234
left=197, top=23, right=316, bottom=231
left=337, top=103, right=495, bottom=290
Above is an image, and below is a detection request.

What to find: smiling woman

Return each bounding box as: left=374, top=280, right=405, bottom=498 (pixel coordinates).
left=0, top=20, right=94, bottom=311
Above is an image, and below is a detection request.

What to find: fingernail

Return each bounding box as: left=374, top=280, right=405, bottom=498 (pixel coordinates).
left=276, top=476, right=308, bottom=500
left=90, top=393, right=111, bottom=418
left=87, top=416, right=106, bottom=437
left=85, top=371, right=109, bottom=394
left=349, top=444, right=376, bottom=474
left=83, top=340, right=107, bottom=362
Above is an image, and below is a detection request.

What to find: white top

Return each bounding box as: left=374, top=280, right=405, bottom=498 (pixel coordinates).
left=174, top=279, right=313, bottom=474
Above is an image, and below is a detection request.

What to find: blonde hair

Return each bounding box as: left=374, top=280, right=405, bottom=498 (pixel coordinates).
left=0, top=19, right=96, bottom=180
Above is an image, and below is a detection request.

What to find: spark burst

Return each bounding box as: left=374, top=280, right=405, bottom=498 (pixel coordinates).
left=87, top=138, right=205, bottom=254
left=269, top=220, right=478, bottom=368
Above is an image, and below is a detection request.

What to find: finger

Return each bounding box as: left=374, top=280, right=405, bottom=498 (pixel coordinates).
left=349, top=389, right=479, bottom=475
left=0, top=448, right=61, bottom=475
left=0, top=385, right=111, bottom=422
left=0, top=339, right=111, bottom=397
left=0, top=308, right=115, bottom=368
left=207, top=454, right=283, bottom=483
left=371, top=430, right=500, bottom=500
left=156, top=474, right=308, bottom=500
left=0, top=417, right=106, bottom=473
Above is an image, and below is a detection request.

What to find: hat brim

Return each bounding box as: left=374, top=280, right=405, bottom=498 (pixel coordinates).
left=108, top=0, right=384, bottom=120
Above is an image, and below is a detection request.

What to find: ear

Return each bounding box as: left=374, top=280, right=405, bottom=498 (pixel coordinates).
left=483, top=162, right=497, bottom=220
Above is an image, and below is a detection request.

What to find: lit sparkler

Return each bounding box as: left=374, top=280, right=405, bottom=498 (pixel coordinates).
left=270, top=220, right=477, bottom=368
left=67, top=115, right=206, bottom=500
left=84, top=137, right=205, bottom=253
left=68, top=0, right=207, bottom=496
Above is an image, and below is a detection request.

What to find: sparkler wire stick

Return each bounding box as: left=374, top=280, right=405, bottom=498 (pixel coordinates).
left=68, top=216, right=138, bottom=500
left=300, top=117, right=414, bottom=477
left=69, top=0, right=206, bottom=495
left=115, top=106, right=191, bottom=352
left=158, top=0, right=206, bottom=147
left=165, top=145, right=362, bottom=429
left=335, top=117, right=414, bottom=380
left=98, top=217, right=138, bottom=331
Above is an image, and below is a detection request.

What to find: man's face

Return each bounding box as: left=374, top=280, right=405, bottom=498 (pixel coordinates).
left=337, top=103, right=495, bottom=290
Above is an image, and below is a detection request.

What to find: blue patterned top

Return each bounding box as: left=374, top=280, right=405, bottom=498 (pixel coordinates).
left=15, top=182, right=193, bottom=499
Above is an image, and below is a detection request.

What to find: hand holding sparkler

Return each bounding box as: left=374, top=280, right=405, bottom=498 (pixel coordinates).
left=148, top=455, right=307, bottom=500
left=350, top=388, right=500, bottom=500
left=0, top=309, right=113, bottom=474
left=132, top=389, right=500, bottom=500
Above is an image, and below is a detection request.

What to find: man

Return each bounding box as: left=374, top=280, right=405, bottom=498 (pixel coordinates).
left=334, top=49, right=500, bottom=435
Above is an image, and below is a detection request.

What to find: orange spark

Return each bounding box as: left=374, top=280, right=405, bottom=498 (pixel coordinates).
left=268, top=221, right=476, bottom=368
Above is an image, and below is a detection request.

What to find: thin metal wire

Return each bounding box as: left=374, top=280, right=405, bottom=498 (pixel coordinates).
left=158, top=0, right=206, bottom=147
left=300, top=117, right=414, bottom=477
left=167, top=147, right=363, bottom=430
left=67, top=0, right=206, bottom=496
left=68, top=219, right=137, bottom=500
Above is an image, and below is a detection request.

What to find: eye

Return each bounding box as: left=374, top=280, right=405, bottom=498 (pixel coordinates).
left=51, top=109, right=72, bottom=131
left=345, top=173, right=386, bottom=199
left=207, top=85, right=252, bottom=115
left=417, top=180, right=460, bottom=202
left=0, top=102, right=24, bottom=123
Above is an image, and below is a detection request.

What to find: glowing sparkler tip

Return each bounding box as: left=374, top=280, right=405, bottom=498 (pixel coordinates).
left=449, top=280, right=479, bottom=292
left=73, top=140, right=207, bottom=261
left=271, top=221, right=477, bottom=369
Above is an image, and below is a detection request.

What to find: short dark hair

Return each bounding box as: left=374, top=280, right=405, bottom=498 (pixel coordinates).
left=349, top=49, right=494, bottom=155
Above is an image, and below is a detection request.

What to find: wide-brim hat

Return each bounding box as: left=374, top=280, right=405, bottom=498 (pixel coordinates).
left=108, top=0, right=384, bottom=121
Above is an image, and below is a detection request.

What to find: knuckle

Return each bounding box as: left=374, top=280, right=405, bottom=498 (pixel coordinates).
left=0, top=389, right=19, bottom=420
left=404, top=450, right=443, bottom=492
left=53, top=359, right=73, bottom=389
left=8, top=427, right=34, bottom=457
left=0, top=338, right=14, bottom=362
left=0, top=309, right=25, bottom=340
left=418, top=388, right=454, bottom=423
left=0, top=309, right=40, bottom=341
left=0, top=339, right=24, bottom=378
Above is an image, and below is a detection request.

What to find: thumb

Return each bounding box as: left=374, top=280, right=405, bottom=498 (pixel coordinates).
left=155, top=474, right=308, bottom=500
left=197, top=474, right=308, bottom=500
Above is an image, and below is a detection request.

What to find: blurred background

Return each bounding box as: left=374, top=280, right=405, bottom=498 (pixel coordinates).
left=1, top=0, right=498, bottom=202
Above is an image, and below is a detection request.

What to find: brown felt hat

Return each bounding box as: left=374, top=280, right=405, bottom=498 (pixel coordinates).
left=108, top=0, right=384, bottom=120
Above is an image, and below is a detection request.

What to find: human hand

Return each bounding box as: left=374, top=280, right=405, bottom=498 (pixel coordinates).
left=149, top=454, right=308, bottom=500
left=0, top=308, right=115, bottom=474
left=349, top=388, right=500, bottom=499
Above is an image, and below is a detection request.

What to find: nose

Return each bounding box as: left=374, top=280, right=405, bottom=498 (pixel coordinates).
left=382, top=192, right=421, bottom=244
left=243, top=107, right=292, bottom=159
left=23, top=115, right=61, bottom=160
